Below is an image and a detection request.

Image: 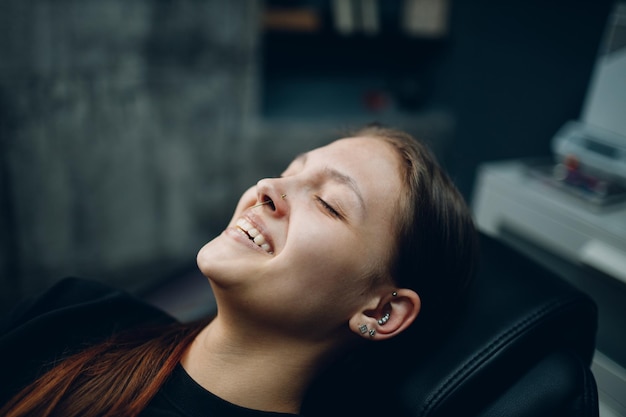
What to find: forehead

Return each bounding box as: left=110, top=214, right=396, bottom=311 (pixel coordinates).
left=306, top=136, right=404, bottom=213
left=309, top=135, right=401, bottom=171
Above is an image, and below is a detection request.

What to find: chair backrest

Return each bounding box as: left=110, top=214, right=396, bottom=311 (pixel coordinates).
left=303, top=233, right=598, bottom=417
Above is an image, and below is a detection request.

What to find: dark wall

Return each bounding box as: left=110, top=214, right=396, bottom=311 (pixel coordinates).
left=441, top=1, right=614, bottom=197
left=0, top=1, right=260, bottom=311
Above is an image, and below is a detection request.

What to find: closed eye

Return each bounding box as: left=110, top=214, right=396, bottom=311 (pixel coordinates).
left=316, top=196, right=342, bottom=219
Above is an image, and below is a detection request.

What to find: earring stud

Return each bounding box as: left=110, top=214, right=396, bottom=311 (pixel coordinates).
left=281, top=194, right=287, bottom=199
left=359, top=324, right=368, bottom=334
left=378, top=312, right=390, bottom=326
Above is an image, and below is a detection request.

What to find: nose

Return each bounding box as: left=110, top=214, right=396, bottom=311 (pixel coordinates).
left=255, top=178, right=288, bottom=215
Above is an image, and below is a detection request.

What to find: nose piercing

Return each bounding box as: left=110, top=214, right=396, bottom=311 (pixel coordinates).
left=250, top=200, right=273, bottom=209
left=251, top=194, right=285, bottom=209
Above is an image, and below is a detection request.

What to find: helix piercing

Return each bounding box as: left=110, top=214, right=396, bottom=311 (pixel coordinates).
left=281, top=194, right=287, bottom=199
left=392, top=291, right=397, bottom=297
left=378, top=312, right=390, bottom=326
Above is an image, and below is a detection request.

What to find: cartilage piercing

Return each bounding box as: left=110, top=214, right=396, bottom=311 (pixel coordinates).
left=281, top=194, right=287, bottom=199
left=392, top=291, right=397, bottom=297
left=377, top=312, right=390, bottom=326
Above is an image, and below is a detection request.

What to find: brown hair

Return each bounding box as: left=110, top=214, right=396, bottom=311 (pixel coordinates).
left=0, top=319, right=207, bottom=417
left=353, top=125, right=478, bottom=329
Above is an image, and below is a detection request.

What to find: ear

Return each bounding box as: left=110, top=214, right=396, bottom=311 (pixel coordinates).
left=349, top=289, right=421, bottom=341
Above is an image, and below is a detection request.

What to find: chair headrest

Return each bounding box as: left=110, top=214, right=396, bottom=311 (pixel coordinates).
left=303, top=234, right=597, bottom=417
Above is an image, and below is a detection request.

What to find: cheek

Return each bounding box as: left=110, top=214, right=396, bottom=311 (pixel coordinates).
left=283, top=230, right=372, bottom=294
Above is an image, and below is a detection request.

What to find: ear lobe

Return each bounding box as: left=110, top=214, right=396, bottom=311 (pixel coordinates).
left=349, top=289, right=421, bottom=341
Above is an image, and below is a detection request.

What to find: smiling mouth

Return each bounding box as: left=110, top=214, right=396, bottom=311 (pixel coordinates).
left=236, top=218, right=273, bottom=254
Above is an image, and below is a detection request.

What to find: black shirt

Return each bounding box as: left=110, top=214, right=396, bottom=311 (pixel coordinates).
left=148, top=364, right=298, bottom=417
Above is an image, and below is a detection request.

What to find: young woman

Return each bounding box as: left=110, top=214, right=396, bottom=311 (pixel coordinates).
left=0, top=125, right=478, bottom=417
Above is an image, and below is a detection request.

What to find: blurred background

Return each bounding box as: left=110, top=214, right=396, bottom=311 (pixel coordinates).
left=0, top=0, right=614, bottom=311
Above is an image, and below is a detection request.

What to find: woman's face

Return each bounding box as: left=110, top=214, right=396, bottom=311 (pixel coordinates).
left=197, top=136, right=404, bottom=339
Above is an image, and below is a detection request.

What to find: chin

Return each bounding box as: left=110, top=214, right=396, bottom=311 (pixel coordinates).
left=196, top=237, right=220, bottom=275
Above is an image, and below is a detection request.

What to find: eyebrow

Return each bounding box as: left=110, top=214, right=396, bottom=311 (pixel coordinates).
left=294, top=153, right=366, bottom=214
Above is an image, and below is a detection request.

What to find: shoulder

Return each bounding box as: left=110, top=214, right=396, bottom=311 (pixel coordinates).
left=0, top=277, right=176, bottom=404
left=1, top=277, right=175, bottom=340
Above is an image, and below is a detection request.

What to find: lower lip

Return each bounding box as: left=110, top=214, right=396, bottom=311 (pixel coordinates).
left=224, top=226, right=270, bottom=255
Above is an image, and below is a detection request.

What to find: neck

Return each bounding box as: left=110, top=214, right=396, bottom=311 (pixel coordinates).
left=180, top=316, right=339, bottom=414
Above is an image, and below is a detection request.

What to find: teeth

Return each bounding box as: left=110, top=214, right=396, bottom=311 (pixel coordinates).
left=236, top=218, right=273, bottom=254
left=238, top=219, right=252, bottom=230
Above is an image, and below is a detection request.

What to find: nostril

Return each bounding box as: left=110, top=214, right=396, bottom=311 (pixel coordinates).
left=251, top=196, right=275, bottom=210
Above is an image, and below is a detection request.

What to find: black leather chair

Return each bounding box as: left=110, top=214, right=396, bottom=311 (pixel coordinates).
left=304, top=233, right=599, bottom=417
left=2, top=232, right=597, bottom=416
